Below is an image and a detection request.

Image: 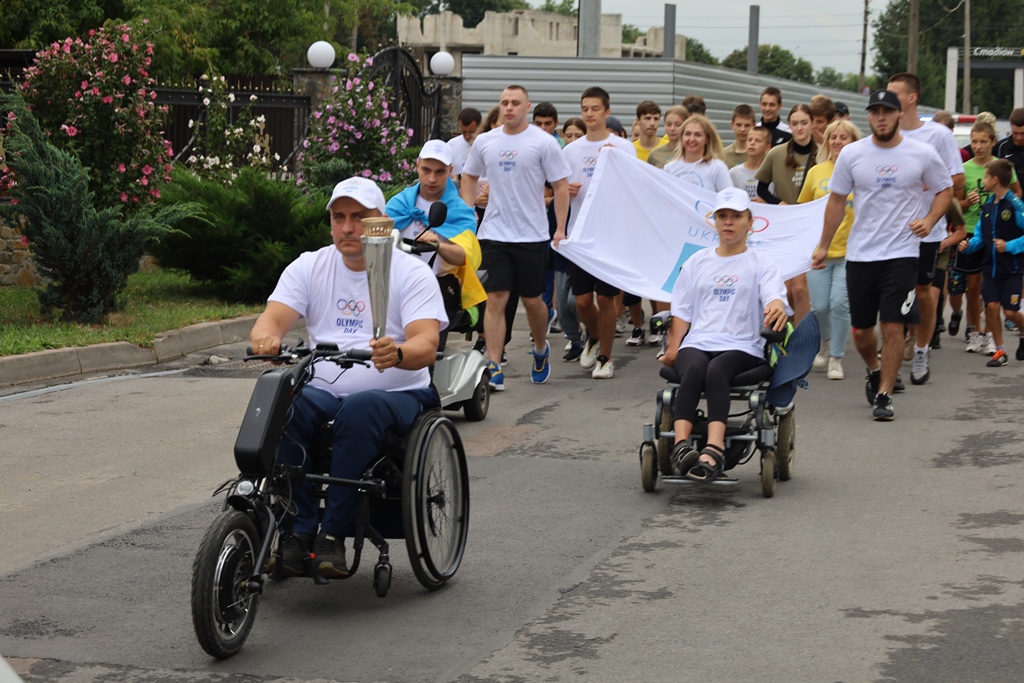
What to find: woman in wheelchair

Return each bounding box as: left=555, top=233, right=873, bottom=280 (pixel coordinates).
left=659, top=188, right=789, bottom=481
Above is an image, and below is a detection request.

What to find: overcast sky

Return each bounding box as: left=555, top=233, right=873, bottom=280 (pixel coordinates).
left=595, top=0, right=885, bottom=75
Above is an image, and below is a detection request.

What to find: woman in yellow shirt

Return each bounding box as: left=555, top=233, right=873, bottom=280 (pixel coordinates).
left=798, top=119, right=862, bottom=380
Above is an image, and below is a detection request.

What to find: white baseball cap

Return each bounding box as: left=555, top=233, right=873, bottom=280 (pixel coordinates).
left=326, top=177, right=386, bottom=213
left=713, top=187, right=751, bottom=214
left=418, top=139, right=454, bottom=166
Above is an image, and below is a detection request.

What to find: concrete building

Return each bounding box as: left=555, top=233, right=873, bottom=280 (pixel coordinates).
left=398, top=10, right=687, bottom=76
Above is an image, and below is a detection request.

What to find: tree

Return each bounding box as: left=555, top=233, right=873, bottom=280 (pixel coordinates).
left=0, top=0, right=126, bottom=49
left=622, top=24, right=642, bottom=45
left=685, top=37, right=718, bottom=65
left=538, top=0, right=576, bottom=15
left=722, top=44, right=814, bottom=84
left=815, top=67, right=861, bottom=93
left=419, top=0, right=531, bottom=29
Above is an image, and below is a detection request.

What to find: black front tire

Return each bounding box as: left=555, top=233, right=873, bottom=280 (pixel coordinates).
left=462, top=371, right=490, bottom=422
left=191, top=510, right=262, bottom=659
left=777, top=410, right=795, bottom=481
left=640, top=443, right=658, bottom=492
left=656, top=404, right=674, bottom=475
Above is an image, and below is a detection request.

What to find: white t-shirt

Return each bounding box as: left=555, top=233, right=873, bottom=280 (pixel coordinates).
left=729, top=164, right=760, bottom=199
left=562, top=134, right=637, bottom=232
left=663, top=157, right=733, bottom=192
left=829, top=136, right=953, bottom=262
left=462, top=125, right=570, bottom=242
left=268, top=246, right=448, bottom=398
left=399, top=194, right=457, bottom=276
left=448, top=135, right=472, bottom=176
left=671, top=247, right=787, bottom=359
left=902, top=121, right=964, bottom=242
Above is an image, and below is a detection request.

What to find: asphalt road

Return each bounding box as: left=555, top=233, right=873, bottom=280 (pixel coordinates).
left=1, top=321, right=1023, bottom=683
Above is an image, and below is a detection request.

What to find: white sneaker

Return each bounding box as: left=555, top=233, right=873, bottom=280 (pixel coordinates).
left=813, top=339, right=829, bottom=370
left=647, top=331, right=664, bottom=346
left=827, top=356, right=844, bottom=380
left=579, top=337, right=600, bottom=369
left=966, top=331, right=983, bottom=353
left=615, top=312, right=629, bottom=335
left=592, top=356, right=614, bottom=379
left=981, top=332, right=997, bottom=356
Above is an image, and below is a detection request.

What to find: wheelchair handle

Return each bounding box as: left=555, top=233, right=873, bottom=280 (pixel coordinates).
left=760, top=327, right=788, bottom=345
left=399, top=237, right=440, bottom=255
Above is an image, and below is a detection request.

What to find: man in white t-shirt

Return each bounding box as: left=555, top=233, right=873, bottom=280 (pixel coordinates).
left=888, top=73, right=966, bottom=385
left=447, top=107, right=481, bottom=179
left=555, top=86, right=637, bottom=379
left=249, top=177, right=447, bottom=579
left=460, top=85, right=571, bottom=390
left=812, top=90, right=953, bottom=421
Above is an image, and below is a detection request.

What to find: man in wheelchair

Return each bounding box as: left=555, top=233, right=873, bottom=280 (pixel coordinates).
left=659, top=188, right=789, bottom=481
left=248, top=176, right=448, bottom=579
left=385, top=139, right=487, bottom=349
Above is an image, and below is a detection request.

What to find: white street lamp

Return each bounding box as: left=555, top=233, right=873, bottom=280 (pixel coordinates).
left=429, top=51, right=455, bottom=76
left=307, top=41, right=336, bottom=69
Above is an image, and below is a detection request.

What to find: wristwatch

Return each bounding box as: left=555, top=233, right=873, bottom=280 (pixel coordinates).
left=395, top=345, right=404, bottom=367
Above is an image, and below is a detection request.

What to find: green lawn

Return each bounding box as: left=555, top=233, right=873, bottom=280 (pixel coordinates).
left=0, top=269, right=263, bottom=357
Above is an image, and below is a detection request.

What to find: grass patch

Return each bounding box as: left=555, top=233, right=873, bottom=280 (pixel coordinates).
left=0, top=269, right=263, bottom=356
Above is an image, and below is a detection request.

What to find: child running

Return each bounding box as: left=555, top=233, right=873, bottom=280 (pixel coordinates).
left=660, top=187, right=789, bottom=481
left=957, top=159, right=1024, bottom=365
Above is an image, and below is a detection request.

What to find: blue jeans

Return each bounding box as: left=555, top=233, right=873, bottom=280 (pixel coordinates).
left=277, top=385, right=439, bottom=536
left=555, top=269, right=581, bottom=343
left=806, top=257, right=849, bottom=358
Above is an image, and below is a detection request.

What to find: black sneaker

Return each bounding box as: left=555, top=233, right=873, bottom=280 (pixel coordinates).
left=873, top=392, right=894, bottom=421
left=267, top=532, right=312, bottom=576
left=562, top=340, right=583, bottom=362
left=314, top=531, right=349, bottom=579
left=930, top=328, right=942, bottom=350
left=948, top=311, right=962, bottom=337
left=965, top=324, right=974, bottom=343
left=865, top=368, right=881, bottom=405
left=1017, top=337, right=1024, bottom=362
left=626, top=326, right=646, bottom=346
left=893, top=373, right=905, bottom=393
left=472, top=338, right=486, bottom=355
left=501, top=350, right=508, bottom=366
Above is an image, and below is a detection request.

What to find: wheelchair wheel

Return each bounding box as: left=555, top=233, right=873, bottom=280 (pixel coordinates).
left=191, top=510, right=261, bottom=658
left=403, top=414, right=470, bottom=590
left=777, top=409, right=795, bottom=481
left=640, top=443, right=658, bottom=492
left=761, top=450, right=776, bottom=499
left=462, top=370, right=490, bottom=422
left=656, top=404, right=674, bottom=475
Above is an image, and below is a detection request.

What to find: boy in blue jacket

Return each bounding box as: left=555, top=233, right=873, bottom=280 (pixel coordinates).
left=958, top=159, right=1024, bottom=365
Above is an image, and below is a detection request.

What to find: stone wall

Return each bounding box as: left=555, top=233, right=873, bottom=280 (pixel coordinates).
left=0, top=213, right=40, bottom=287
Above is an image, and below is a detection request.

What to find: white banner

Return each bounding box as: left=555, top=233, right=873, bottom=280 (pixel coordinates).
left=556, top=148, right=828, bottom=302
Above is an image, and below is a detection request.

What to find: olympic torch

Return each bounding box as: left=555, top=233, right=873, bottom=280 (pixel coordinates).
left=360, top=216, right=394, bottom=341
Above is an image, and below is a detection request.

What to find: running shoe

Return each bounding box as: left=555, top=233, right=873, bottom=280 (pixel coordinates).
left=865, top=368, right=881, bottom=405
left=314, top=531, right=350, bottom=579
left=873, top=392, right=895, bottom=421
left=1006, top=318, right=1018, bottom=332
left=473, top=338, right=486, bottom=355
left=902, top=335, right=915, bottom=362
left=965, top=324, right=975, bottom=343
left=579, top=336, right=600, bottom=369
left=615, top=312, right=629, bottom=335
left=547, top=307, right=558, bottom=335
left=987, top=349, right=1008, bottom=367
left=562, top=340, right=583, bottom=362
left=981, top=332, right=996, bottom=356
left=487, top=360, right=505, bottom=391
left=531, top=342, right=551, bottom=384
left=647, top=330, right=664, bottom=346
left=827, top=356, right=844, bottom=380
left=813, top=339, right=828, bottom=370
left=501, top=351, right=508, bottom=366
left=1017, top=337, right=1024, bottom=362
left=948, top=311, right=962, bottom=337
left=267, top=532, right=312, bottom=576
left=910, top=349, right=930, bottom=385
left=592, top=355, right=614, bottom=379
left=626, top=326, right=646, bottom=346
left=894, top=372, right=905, bottom=393
left=930, top=328, right=942, bottom=350
left=965, top=331, right=983, bottom=353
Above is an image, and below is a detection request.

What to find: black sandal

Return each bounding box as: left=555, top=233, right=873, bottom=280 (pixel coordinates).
left=686, top=444, right=726, bottom=482
left=670, top=441, right=700, bottom=476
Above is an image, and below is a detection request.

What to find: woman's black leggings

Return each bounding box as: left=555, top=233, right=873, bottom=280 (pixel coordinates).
left=673, top=348, right=765, bottom=423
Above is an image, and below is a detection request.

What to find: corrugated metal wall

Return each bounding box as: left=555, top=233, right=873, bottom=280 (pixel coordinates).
left=462, top=55, right=938, bottom=143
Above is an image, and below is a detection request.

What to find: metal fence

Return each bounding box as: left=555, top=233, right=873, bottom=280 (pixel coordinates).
left=461, top=56, right=940, bottom=142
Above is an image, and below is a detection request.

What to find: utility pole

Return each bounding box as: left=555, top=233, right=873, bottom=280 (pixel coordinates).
left=859, top=0, right=869, bottom=92
left=907, top=0, right=919, bottom=73
left=963, top=0, right=971, bottom=113
left=747, top=5, right=760, bottom=74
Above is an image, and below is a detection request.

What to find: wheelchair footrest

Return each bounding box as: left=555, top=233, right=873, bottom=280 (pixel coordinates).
left=661, top=475, right=739, bottom=486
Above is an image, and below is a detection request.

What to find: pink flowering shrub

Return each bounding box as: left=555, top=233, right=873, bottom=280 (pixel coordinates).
left=8, top=23, right=172, bottom=210
left=296, top=53, right=413, bottom=189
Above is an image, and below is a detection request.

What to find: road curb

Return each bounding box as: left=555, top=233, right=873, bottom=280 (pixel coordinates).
left=0, top=315, right=259, bottom=388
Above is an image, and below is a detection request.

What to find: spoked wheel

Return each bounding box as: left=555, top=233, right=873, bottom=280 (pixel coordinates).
left=761, top=450, right=777, bottom=499
left=403, top=414, right=470, bottom=590
left=640, top=443, right=658, bottom=492
left=656, top=404, right=674, bottom=475
left=777, top=409, right=795, bottom=481
left=462, top=371, right=490, bottom=422
left=191, top=510, right=262, bottom=658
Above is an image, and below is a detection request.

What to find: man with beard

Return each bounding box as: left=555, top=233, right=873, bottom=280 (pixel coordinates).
left=811, top=90, right=952, bottom=421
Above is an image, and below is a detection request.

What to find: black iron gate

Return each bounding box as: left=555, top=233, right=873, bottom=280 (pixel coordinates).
left=366, top=47, right=442, bottom=146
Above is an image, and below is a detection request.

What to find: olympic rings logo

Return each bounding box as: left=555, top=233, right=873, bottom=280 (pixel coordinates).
left=337, top=299, right=367, bottom=316
left=875, top=165, right=899, bottom=176
left=695, top=199, right=769, bottom=234
left=582, top=156, right=599, bottom=166
left=498, top=150, right=518, bottom=160
left=714, top=275, right=739, bottom=286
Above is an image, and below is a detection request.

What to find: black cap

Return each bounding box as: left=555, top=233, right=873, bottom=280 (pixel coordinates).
left=866, top=90, right=901, bottom=111
left=834, top=101, right=850, bottom=116
left=606, top=116, right=625, bottom=135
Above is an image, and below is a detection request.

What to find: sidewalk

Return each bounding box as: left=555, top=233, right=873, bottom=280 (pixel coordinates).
left=0, top=315, right=260, bottom=388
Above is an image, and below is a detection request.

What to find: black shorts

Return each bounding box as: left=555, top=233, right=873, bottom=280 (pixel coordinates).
left=479, top=239, right=547, bottom=298
left=952, top=245, right=983, bottom=274
left=846, top=258, right=920, bottom=328
left=930, top=266, right=946, bottom=291
left=917, top=241, right=940, bottom=286
left=569, top=261, right=620, bottom=297
left=981, top=276, right=1023, bottom=312
left=623, top=292, right=642, bottom=307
